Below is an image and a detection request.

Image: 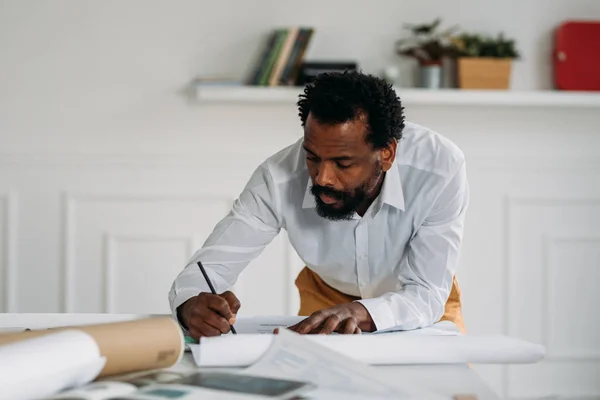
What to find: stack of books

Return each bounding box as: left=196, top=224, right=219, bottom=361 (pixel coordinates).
left=247, top=27, right=315, bottom=86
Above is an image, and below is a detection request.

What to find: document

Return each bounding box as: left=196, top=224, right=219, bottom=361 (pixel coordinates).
left=191, top=331, right=545, bottom=367
left=244, top=329, right=424, bottom=399
left=373, top=320, right=462, bottom=335
left=231, top=316, right=461, bottom=335
left=232, top=315, right=305, bottom=334
left=0, top=330, right=106, bottom=400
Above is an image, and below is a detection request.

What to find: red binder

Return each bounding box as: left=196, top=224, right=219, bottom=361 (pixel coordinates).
left=553, top=21, right=600, bottom=91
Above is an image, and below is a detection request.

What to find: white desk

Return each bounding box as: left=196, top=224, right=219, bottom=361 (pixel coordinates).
left=0, top=314, right=500, bottom=400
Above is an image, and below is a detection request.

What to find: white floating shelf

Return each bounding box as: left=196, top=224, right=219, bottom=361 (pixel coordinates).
left=195, top=85, right=600, bottom=108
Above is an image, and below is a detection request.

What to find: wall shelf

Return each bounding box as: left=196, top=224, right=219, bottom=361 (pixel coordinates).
left=195, top=85, right=600, bottom=108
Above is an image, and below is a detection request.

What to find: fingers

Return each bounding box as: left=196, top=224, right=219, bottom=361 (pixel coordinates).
left=186, top=293, right=235, bottom=338
left=339, top=317, right=358, bottom=334
left=318, top=315, right=342, bottom=334
left=289, top=312, right=326, bottom=334
left=286, top=319, right=304, bottom=332
left=220, top=291, right=241, bottom=317
left=203, top=293, right=234, bottom=322
left=188, top=305, right=230, bottom=336
left=187, top=314, right=223, bottom=339
left=286, top=320, right=303, bottom=332
left=189, top=320, right=221, bottom=338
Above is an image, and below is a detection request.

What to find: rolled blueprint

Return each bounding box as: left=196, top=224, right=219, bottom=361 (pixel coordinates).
left=0, top=330, right=106, bottom=400
left=0, top=316, right=184, bottom=378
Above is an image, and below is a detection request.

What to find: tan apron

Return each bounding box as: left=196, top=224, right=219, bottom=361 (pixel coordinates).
left=295, top=266, right=466, bottom=334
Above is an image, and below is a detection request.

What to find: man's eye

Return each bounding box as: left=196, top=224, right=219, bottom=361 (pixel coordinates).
left=336, top=163, right=352, bottom=169
left=306, top=156, right=318, bottom=162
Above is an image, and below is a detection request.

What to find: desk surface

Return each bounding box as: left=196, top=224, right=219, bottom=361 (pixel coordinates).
left=1, top=313, right=500, bottom=400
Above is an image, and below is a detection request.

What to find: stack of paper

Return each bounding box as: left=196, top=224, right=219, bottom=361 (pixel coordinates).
left=242, top=329, right=442, bottom=399
left=190, top=319, right=545, bottom=367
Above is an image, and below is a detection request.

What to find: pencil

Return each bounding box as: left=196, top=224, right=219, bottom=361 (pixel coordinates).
left=197, top=261, right=237, bottom=334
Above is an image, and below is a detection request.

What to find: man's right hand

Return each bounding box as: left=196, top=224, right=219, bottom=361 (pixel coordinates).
left=178, top=291, right=241, bottom=339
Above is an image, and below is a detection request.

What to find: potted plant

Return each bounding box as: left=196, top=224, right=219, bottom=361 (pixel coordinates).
left=395, top=18, right=460, bottom=89
left=453, top=33, right=520, bottom=89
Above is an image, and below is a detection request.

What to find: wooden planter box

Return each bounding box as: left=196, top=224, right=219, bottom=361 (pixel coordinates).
left=457, top=57, right=513, bottom=89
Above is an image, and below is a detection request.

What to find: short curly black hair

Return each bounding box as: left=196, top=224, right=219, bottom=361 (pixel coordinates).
left=297, top=70, right=405, bottom=149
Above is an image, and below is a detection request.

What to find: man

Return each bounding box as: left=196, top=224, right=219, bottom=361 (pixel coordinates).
left=169, top=71, right=469, bottom=338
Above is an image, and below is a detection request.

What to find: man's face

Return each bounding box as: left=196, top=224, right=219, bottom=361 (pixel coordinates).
left=303, top=113, right=392, bottom=220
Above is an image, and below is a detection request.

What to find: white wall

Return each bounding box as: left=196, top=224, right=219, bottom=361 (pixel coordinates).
left=1, top=1, right=600, bottom=399
left=1, top=0, right=599, bottom=152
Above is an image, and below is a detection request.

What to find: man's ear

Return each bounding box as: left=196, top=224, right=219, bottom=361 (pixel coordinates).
left=379, top=140, right=397, bottom=172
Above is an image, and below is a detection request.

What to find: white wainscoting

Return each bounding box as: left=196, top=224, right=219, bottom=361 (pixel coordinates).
left=0, top=101, right=598, bottom=399
left=0, top=190, right=17, bottom=314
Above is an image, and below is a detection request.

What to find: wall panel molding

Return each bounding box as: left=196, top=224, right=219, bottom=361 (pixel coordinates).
left=0, top=153, right=598, bottom=171
left=542, top=235, right=600, bottom=362
left=504, top=195, right=600, bottom=398
left=0, top=153, right=268, bottom=169
left=103, top=233, right=196, bottom=313
left=505, top=196, right=600, bottom=330
left=0, top=191, right=18, bottom=312
left=62, top=192, right=233, bottom=312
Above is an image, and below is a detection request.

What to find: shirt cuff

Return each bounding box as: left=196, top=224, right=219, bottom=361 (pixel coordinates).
left=355, top=297, right=396, bottom=332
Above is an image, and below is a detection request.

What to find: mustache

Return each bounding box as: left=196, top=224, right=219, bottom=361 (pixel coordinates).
left=310, top=184, right=346, bottom=200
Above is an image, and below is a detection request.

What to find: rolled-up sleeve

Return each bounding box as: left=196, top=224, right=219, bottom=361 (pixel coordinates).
left=358, top=160, right=469, bottom=331
left=168, top=162, right=282, bottom=320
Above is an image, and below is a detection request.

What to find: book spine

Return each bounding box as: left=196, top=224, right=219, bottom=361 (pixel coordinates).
left=280, top=28, right=307, bottom=85
left=269, top=27, right=299, bottom=86
left=247, top=31, right=278, bottom=85
left=288, top=28, right=314, bottom=86
left=258, top=29, right=287, bottom=86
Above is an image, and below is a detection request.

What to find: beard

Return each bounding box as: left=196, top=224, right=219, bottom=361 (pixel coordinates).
left=310, top=161, right=383, bottom=221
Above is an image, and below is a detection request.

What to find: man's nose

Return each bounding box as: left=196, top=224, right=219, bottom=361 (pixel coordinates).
left=315, top=162, right=336, bottom=187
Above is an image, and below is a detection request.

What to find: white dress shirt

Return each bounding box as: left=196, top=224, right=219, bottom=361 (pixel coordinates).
left=169, top=121, right=469, bottom=331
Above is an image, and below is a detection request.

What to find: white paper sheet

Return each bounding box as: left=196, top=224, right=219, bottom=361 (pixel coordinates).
left=373, top=320, right=462, bottom=335
left=244, top=329, right=443, bottom=400
left=191, top=332, right=545, bottom=367
left=231, top=316, right=461, bottom=336
left=0, top=330, right=106, bottom=400
left=232, top=316, right=305, bottom=334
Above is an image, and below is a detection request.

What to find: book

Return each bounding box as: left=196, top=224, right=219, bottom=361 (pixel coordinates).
left=247, top=27, right=314, bottom=86
left=281, top=27, right=314, bottom=86
left=268, top=27, right=299, bottom=86
left=257, top=29, right=288, bottom=86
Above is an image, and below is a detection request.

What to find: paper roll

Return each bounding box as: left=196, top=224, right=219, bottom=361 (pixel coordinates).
left=0, top=316, right=184, bottom=378
left=0, top=330, right=106, bottom=400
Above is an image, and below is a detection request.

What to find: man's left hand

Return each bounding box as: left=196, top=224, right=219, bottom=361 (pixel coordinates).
left=287, top=302, right=376, bottom=334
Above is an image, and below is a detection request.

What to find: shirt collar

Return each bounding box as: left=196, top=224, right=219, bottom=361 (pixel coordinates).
left=378, top=159, right=405, bottom=211
left=301, top=159, right=405, bottom=212
left=302, top=177, right=316, bottom=209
